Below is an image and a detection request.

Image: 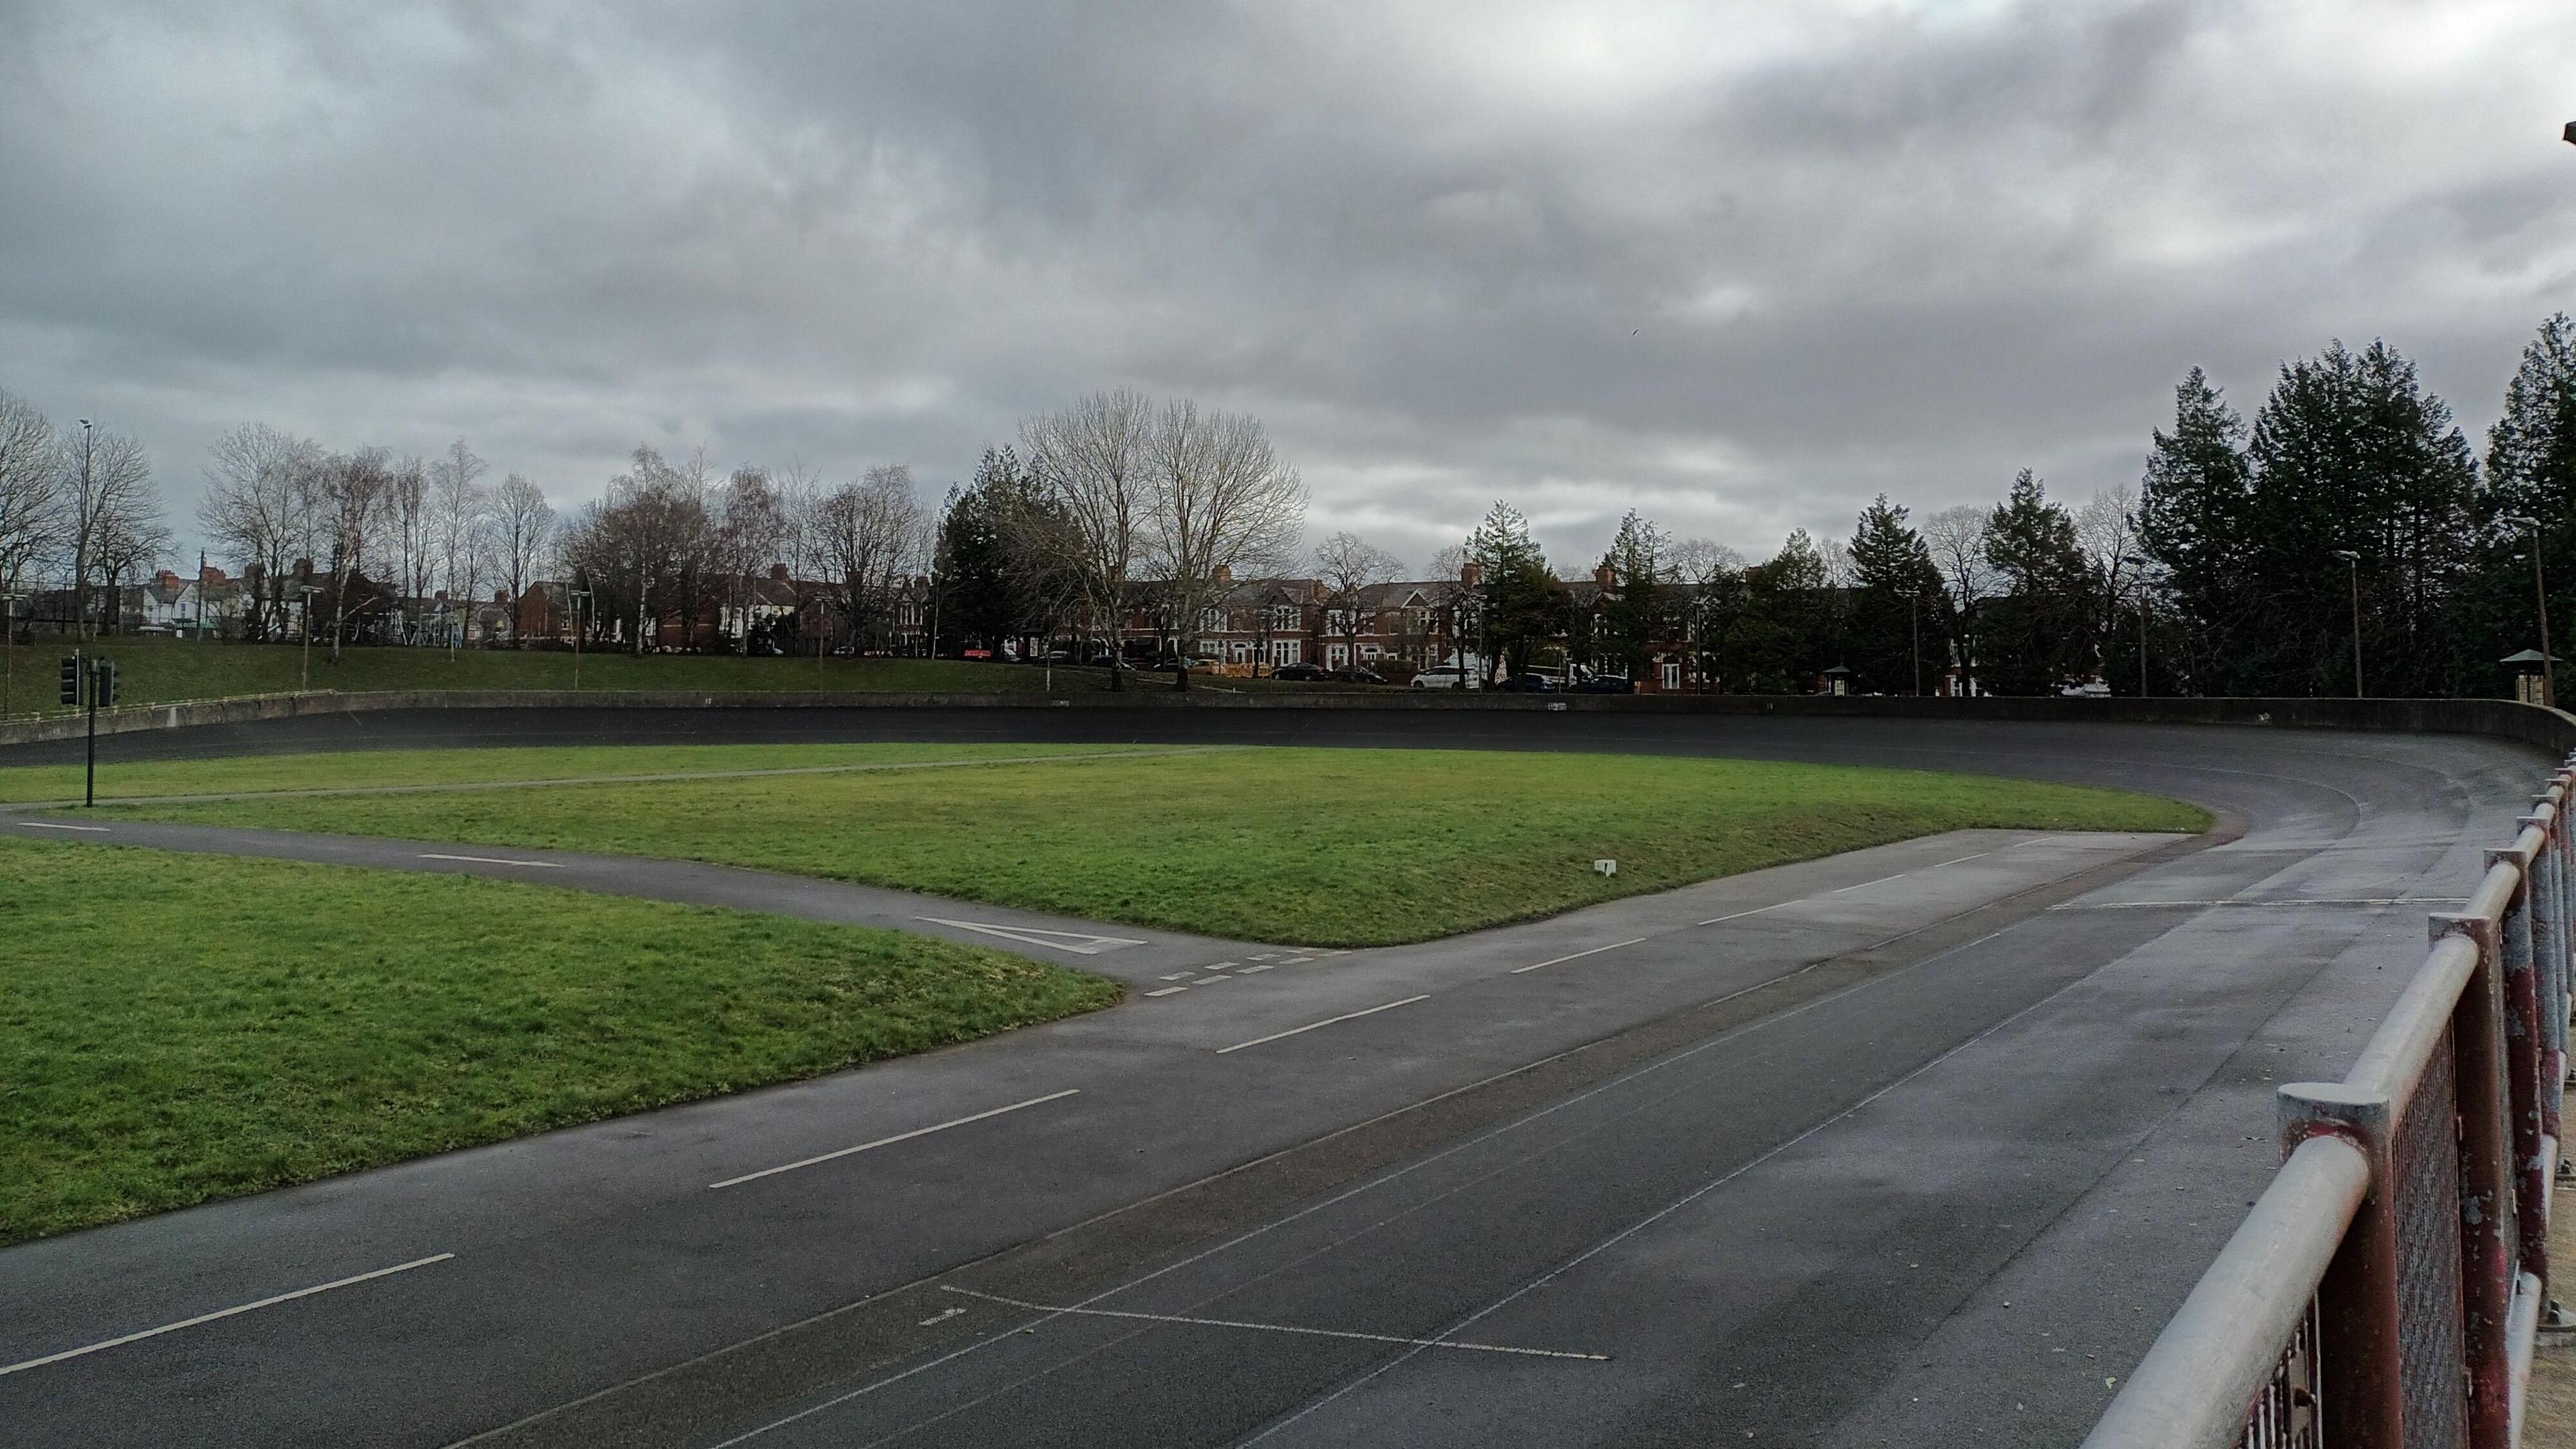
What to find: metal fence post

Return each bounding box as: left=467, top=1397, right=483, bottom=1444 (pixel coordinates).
left=2279, top=1083, right=2401, bottom=1449
left=2432, top=907, right=2518, bottom=1449
left=2494, top=844, right=2551, bottom=1295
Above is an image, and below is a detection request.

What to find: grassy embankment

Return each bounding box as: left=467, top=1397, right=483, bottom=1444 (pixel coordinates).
left=0, top=835, right=1120, bottom=1245
left=0, top=635, right=1335, bottom=719
left=70, top=745, right=2212, bottom=946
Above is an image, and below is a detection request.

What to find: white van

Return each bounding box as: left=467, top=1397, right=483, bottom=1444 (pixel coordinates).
left=1410, top=666, right=1482, bottom=690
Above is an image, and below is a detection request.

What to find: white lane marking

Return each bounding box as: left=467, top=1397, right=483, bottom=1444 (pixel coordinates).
left=15, top=821, right=109, bottom=833
left=2049, top=897, right=2464, bottom=911
left=707, top=1090, right=1081, bottom=1189
left=1929, top=851, right=1991, bottom=868
left=938, top=1286, right=1608, bottom=1361
left=916, top=918, right=1148, bottom=956
left=0, top=1253, right=455, bottom=1379
left=1238, top=963, right=1273, bottom=974
left=1830, top=871, right=1909, bottom=894
left=1144, top=986, right=1189, bottom=998
left=918, top=1307, right=967, bottom=1327
left=1510, top=937, right=1650, bottom=975
left=419, top=853, right=564, bottom=869
left=1215, top=996, right=1432, bottom=1055
left=1699, top=902, right=1787, bottom=926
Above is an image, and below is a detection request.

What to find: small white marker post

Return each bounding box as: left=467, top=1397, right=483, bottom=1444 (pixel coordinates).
left=1594, top=859, right=1617, bottom=877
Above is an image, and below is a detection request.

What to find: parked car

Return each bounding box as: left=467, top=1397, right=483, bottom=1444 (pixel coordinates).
left=1269, top=661, right=1329, bottom=682
left=1151, top=656, right=1210, bottom=672
left=1322, top=666, right=1385, bottom=684
left=1409, top=666, right=1482, bottom=690
left=1493, top=672, right=1558, bottom=692
left=1571, top=674, right=1635, bottom=694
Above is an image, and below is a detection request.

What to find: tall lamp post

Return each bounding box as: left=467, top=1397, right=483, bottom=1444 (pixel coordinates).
left=568, top=586, right=592, bottom=691
left=292, top=582, right=323, bottom=692
left=2503, top=514, right=2555, bottom=708
left=2120, top=553, right=2152, bottom=697
left=2333, top=549, right=2364, bottom=698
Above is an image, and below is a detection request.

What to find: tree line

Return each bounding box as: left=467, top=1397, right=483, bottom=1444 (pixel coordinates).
left=1306, top=315, right=2576, bottom=698
left=7, top=311, right=2573, bottom=699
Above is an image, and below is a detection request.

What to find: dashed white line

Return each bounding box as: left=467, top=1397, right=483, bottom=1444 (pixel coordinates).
left=1830, top=871, right=1909, bottom=894
left=707, top=1090, right=1082, bottom=1189
left=1699, top=902, right=1787, bottom=926
left=0, top=1253, right=455, bottom=1378
left=1237, top=963, right=1273, bottom=974
left=1144, top=986, right=1189, bottom=998
left=419, top=853, right=563, bottom=869
left=1929, top=851, right=1992, bottom=868
left=15, top=821, right=108, bottom=833
left=1509, top=936, right=1650, bottom=975
left=1215, top=996, right=1431, bottom=1055
left=938, top=1286, right=1609, bottom=1360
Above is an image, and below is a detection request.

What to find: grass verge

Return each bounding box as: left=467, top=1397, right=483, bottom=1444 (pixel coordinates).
left=0, top=741, right=1190, bottom=804
left=0, top=836, right=1119, bottom=1245
left=93, top=745, right=2210, bottom=947
left=0, top=637, right=1348, bottom=720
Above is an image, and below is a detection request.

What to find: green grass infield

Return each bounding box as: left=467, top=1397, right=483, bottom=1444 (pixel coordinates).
left=0, top=836, right=1119, bottom=1245
left=79, top=744, right=2211, bottom=947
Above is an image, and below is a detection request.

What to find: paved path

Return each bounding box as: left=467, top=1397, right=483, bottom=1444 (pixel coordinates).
left=0, top=708, right=2546, bottom=1446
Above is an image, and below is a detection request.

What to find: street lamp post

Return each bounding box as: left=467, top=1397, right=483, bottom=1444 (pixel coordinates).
left=2503, top=515, right=2555, bottom=708
left=2120, top=553, right=2153, bottom=697
left=568, top=586, right=592, bottom=691
left=293, top=582, right=322, bottom=692
left=2333, top=549, right=2364, bottom=698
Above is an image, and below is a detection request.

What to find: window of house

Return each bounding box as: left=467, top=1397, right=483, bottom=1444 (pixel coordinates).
left=1270, top=639, right=1300, bottom=665
left=1661, top=660, right=1682, bottom=690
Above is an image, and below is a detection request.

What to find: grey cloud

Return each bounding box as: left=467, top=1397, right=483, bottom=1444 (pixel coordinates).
left=1, top=0, right=2570, bottom=576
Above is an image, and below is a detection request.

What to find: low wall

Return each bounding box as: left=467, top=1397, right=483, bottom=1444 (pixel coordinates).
left=6, top=686, right=2576, bottom=755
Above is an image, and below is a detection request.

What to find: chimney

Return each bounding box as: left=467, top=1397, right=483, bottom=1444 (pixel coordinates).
left=770, top=561, right=790, bottom=582
left=156, top=569, right=180, bottom=587
left=1595, top=564, right=1617, bottom=590
left=435, top=589, right=448, bottom=602
left=1212, top=563, right=1232, bottom=586
left=201, top=565, right=227, bottom=586
left=494, top=589, right=509, bottom=604
left=1460, top=561, right=1483, bottom=589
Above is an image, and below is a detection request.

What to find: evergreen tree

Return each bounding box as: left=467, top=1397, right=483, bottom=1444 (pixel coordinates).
left=1467, top=502, right=1564, bottom=679
left=2238, top=339, right=2475, bottom=696
left=1845, top=494, right=1940, bottom=694
left=937, top=447, right=1041, bottom=653
left=1978, top=470, right=2091, bottom=694
left=2139, top=368, right=2253, bottom=693
left=2456, top=315, right=2576, bottom=693
left=1597, top=510, right=1668, bottom=676
left=1727, top=529, right=1835, bottom=692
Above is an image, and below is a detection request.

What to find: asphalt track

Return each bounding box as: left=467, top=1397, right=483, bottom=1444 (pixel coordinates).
left=0, top=706, right=2548, bottom=1447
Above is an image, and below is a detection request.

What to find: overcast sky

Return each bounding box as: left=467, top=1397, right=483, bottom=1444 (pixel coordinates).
left=4, top=0, right=2573, bottom=575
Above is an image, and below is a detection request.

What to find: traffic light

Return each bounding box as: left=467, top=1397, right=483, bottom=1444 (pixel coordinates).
left=94, top=659, right=118, bottom=708
left=58, top=653, right=80, bottom=706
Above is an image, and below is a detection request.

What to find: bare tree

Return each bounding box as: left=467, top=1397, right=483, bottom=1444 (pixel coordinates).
left=803, top=465, right=922, bottom=655
left=1670, top=536, right=1744, bottom=691
left=1144, top=398, right=1307, bottom=689
left=0, top=389, right=61, bottom=604
left=1311, top=531, right=1400, bottom=674
left=1922, top=504, right=1994, bottom=693
left=60, top=424, right=158, bottom=637
left=319, top=448, right=396, bottom=661
left=486, top=474, right=554, bottom=644
left=1018, top=389, right=1153, bottom=687
left=384, top=455, right=432, bottom=642
left=561, top=445, right=714, bottom=655
left=713, top=466, right=788, bottom=654
left=429, top=439, right=490, bottom=643
left=200, top=423, right=325, bottom=639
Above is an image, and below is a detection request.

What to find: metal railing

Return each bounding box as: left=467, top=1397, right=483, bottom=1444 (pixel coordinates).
left=2087, top=756, right=2573, bottom=1449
